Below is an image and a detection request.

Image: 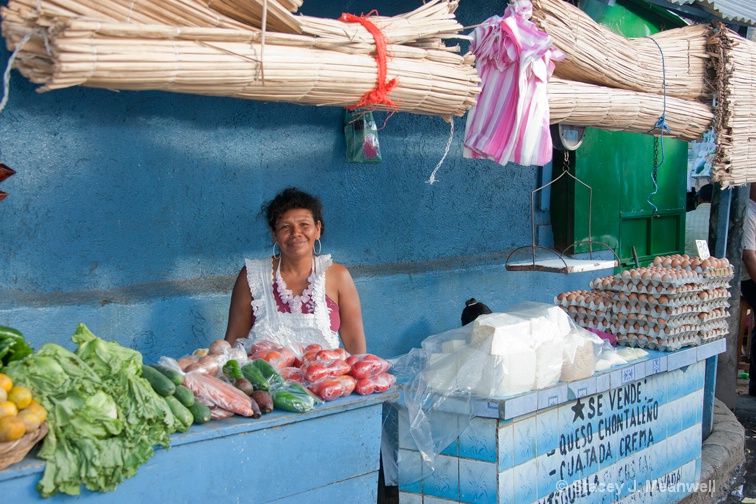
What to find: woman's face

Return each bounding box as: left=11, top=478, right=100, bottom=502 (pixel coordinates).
left=272, top=208, right=321, bottom=259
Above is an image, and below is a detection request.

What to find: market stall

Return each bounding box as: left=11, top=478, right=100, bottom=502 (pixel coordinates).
left=0, top=326, right=398, bottom=501
left=1, top=391, right=397, bottom=503
left=390, top=339, right=722, bottom=504
left=384, top=254, right=730, bottom=503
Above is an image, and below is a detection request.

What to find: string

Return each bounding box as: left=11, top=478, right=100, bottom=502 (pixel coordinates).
left=427, top=119, right=455, bottom=185
left=260, top=0, right=267, bottom=83
left=645, top=36, right=669, bottom=214
left=339, top=11, right=398, bottom=111
left=0, top=32, right=32, bottom=114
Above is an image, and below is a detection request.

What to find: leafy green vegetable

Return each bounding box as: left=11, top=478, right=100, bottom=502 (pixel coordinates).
left=0, top=324, right=34, bottom=368
left=5, top=324, right=179, bottom=498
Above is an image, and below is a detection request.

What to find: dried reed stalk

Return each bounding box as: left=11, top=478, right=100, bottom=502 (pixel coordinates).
left=531, top=0, right=713, bottom=101
left=548, top=78, right=713, bottom=142
left=708, top=24, right=756, bottom=188
left=1, top=0, right=480, bottom=118
left=6, top=19, right=480, bottom=117
left=206, top=0, right=301, bottom=34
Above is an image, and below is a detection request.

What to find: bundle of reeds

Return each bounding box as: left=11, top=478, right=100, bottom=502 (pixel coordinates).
left=3, top=19, right=479, bottom=117
left=531, top=0, right=713, bottom=101
left=1, top=0, right=480, bottom=118
left=548, top=78, right=713, bottom=142
left=708, top=24, right=756, bottom=188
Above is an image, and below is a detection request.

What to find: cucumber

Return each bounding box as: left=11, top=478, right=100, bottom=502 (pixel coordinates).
left=251, top=358, right=285, bottom=387
left=173, top=385, right=195, bottom=408
left=165, top=395, right=193, bottom=432
left=241, top=362, right=269, bottom=391
left=142, top=364, right=176, bottom=397
left=187, top=401, right=212, bottom=425
left=272, top=389, right=315, bottom=413
left=151, top=364, right=184, bottom=386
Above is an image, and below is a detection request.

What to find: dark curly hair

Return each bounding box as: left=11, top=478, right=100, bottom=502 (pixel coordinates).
left=263, top=187, right=325, bottom=236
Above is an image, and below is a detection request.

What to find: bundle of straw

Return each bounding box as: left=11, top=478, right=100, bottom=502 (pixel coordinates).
left=206, top=0, right=301, bottom=33
left=548, top=78, right=713, bottom=142
left=1, top=0, right=480, bottom=118
left=4, top=19, right=479, bottom=117
left=708, top=25, right=756, bottom=188
left=531, top=0, right=714, bottom=101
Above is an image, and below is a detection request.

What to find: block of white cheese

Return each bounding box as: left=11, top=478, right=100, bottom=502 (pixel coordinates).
left=471, top=313, right=537, bottom=396
left=530, top=307, right=570, bottom=389
left=423, top=352, right=460, bottom=390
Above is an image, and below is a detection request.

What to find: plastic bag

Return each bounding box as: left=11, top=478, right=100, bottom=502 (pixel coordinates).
left=160, top=356, right=256, bottom=417
left=382, top=301, right=595, bottom=487
left=344, top=109, right=382, bottom=163
left=346, top=354, right=391, bottom=379
left=355, top=372, right=395, bottom=395
left=300, top=358, right=351, bottom=382
left=308, top=375, right=357, bottom=401
left=561, top=328, right=603, bottom=382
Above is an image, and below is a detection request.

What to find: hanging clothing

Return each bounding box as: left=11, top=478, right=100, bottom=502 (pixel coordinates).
left=464, top=1, right=563, bottom=167
left=244, top=254, right=340, bottom=351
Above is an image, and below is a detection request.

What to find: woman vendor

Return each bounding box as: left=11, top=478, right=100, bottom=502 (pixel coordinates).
left=224, top=187, right=367, bottom=355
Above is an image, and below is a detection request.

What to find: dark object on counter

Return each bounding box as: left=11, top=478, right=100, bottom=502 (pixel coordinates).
left=461, top=298, right=493, bottom=326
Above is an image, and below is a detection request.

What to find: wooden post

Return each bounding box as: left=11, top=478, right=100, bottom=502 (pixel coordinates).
left=710, top=183, right=748, bottom=409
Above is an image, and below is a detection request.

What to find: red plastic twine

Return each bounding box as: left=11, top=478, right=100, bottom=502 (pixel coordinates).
left=339, top=11, right=398, bottom=111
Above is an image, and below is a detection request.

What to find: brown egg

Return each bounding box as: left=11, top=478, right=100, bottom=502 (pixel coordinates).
left=653, top=256, right=663, bottom=266
left=670, top=259, right=680, bottom=268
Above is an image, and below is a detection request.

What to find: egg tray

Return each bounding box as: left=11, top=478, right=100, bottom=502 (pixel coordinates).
left=613, top=312, right=702, bottom=329
left=618, top=267, right=704, bottom=288
left=568, top=314, right=613, bottom=332
left=571, top=318, right=612, bottom=333
left=614, top=281, right=704, bottom=297
left=564, top=305, right=614, bottom=320
left=616, top=333, right=700, bottom=352
left=615, top=293, right=705, bottom=309
left=699, top=329, right=728, bottom=344
left=701, top=265, right=734, bottom=280
left=589, top=276, right=618, bottom=291
left=613, top=300, right=700, bottom=317
left=554, top=290, right=614, bottom=310
left=701, top=278, right=732, bottom=290
left=612, top=322, right=699, bottom=339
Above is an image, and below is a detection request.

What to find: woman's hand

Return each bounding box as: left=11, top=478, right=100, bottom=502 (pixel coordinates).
left=327, top=264, right=366, bottom=355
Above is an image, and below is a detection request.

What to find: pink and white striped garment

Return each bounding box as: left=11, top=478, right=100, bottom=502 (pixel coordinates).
left=464, top=1, right=564, bottom=167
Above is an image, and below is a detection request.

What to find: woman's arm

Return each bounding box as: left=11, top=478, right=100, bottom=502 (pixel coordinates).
left=328, top=264, right=366, bottom=355
left=224, top=267, right=254, bottom=345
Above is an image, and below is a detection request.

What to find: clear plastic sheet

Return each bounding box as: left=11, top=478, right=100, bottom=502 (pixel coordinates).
left=382, top=302, right=609, bottom=486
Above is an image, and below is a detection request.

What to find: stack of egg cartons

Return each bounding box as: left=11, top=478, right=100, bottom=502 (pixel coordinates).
left=554, top=255, right=732, bottom=352
left=689, top=257, right=733, bottom=344
left=553, top=286, right=614, bottom=333
left=610, top=261, right=704, bottom=350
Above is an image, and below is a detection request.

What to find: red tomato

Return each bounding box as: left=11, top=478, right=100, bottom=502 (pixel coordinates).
left=354, top=379, right=375, bottom=395
left=346, top=355, right=360, bottom=367
left=302, top=362, right=328, bottom=382
left=316, top=348, right=347, bottom=361
left=280, top=367, right=305, bottom=383
left=304, top=344, right=323, bottom=353
left=310, top=375, right=357, bottom=401
left=348, top=356, right=390, bottom=379
left=336, top=375, right=357, bottom=395
left=371, top=373, right=396, bottom=393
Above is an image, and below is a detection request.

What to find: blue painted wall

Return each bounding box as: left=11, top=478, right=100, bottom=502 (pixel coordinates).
left=0, top=0, right=609, bottom=361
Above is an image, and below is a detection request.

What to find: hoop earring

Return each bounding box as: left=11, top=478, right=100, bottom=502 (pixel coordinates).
left=273, top=243, right=281, bottom=259
left=313, top=239, right=322, bottom=256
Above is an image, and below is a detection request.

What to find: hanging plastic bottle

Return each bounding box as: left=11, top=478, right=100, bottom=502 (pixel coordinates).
left=344, top=109, right=382, bottom=163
